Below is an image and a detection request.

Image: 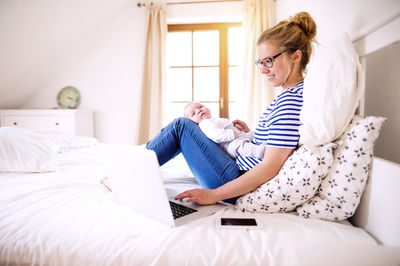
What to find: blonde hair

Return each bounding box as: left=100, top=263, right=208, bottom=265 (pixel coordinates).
left=257, top=12, right=317, bottom=72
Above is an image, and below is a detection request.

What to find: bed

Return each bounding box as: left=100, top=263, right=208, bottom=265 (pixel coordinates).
left=1, top=12, right=400, bottom=266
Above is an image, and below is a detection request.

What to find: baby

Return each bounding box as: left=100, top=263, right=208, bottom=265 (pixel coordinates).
left=183, top=102, right=265, bottom=159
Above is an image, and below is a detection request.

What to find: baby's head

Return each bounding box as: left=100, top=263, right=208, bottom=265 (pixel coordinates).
left=184, top=102, right=211, bottom=124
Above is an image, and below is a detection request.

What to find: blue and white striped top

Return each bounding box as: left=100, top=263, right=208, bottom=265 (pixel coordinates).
left=236, top=81, right=303, bottom=171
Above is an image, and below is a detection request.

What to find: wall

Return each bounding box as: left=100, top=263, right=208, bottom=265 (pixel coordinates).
left=0, top=0, right=145, bottom=144
left=276, top=0, right=400, bottom=163
left=0, top=0, right=242, bottom=145
left=2, top=0, right=398, bottom=146
left=166, top=1, right=242, bottom=24
left=365, top=42, right=400, bottom=164
left=276, top=0, right=400, bottom=45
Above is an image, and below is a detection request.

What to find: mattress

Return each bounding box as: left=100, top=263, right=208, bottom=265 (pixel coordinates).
left=0, top=144, right=398, bottom=266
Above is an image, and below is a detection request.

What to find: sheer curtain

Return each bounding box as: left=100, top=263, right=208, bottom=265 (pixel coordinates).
left=137, top=1, right=167, bottom=144
left=240, top=0, right=276, bottom=128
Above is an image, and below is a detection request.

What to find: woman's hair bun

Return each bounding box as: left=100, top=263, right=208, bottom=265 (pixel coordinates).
left=290, top=11, right=317, bottom=41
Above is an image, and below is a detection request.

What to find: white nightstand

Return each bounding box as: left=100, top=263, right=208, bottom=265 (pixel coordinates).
left=0, top=109, right=94, bottom=137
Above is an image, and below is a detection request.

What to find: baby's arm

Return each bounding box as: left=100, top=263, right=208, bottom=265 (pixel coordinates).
left=199, top=119, right=236, bottom=143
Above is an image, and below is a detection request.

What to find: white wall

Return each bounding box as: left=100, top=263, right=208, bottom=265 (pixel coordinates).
left=276, top=0, right=400, bottom=45
left=2, top=0, right=399, bottom=146
left=166, top=1, right=242, bottom=24
left=23, top=5, right=145, bottom=144
left=0, top=0, right=146, bottom=144
left=0, top=0, right=242, bottom=145
left=276, top=0, right=400, bottom=163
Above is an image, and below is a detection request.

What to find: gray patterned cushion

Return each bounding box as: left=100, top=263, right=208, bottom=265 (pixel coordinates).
left=235, top=143, right=335, bottom=213
left=296, top=116, right=385, bottom=220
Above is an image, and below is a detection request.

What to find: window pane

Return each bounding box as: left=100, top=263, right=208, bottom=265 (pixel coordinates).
left=228, top=27, right=243, bottom=66
left=163, top=102, right=188, bottom=126
left=201, top=102, right=220, bottom=118
left=167, top=32, right=192, bottom=66
left=229, top=66, right=240, bottom=102
left=193, top=30, right=219, bottom=66
left=167, top=68, right=192, bottom=102
left=193, top=67, right=219, bottom=102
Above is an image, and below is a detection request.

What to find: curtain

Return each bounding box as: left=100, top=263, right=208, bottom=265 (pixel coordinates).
left=137, top=1, right=167, bottom=145
left=240, top=0, right=276, bottom=128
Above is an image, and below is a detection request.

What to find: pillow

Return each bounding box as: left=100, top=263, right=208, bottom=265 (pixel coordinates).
left=0, top=127, right=58, bottom=173
left=297, top=116, right=386, bottom=220
left=299, top=32, right=364, bottom=148
left=48, top=135, right=98, bottom=154
left=235, top=143, right=334, bottom=213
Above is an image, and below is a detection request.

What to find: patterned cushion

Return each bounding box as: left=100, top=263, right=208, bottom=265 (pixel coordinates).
left=296, top=116, right=386, bottom=220
left=235, top=143, right=335, bottom=213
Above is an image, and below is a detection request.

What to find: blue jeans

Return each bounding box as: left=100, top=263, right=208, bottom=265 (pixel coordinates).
left=146, top=118, right=242, bottom=204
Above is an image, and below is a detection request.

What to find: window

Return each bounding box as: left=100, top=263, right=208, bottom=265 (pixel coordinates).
left=165, top=23, right=243, bottom=125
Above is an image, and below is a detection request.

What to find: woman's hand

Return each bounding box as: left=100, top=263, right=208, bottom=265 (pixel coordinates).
left=175, top=188, right=219, bottom=205
left=232, top=120, right=250, bottom=133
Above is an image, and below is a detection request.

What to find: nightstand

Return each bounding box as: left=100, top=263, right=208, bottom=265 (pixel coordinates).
left=0, top=109, right=94, bottom=137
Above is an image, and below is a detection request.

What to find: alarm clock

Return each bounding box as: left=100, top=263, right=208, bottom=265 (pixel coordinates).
left=56, top=86, right=81, bottom=109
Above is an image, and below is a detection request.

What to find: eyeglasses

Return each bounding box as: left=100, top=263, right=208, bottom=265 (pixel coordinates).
left=255, top=50, right=287, bottom=70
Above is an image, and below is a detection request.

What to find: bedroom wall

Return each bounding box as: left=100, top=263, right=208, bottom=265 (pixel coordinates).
left=276, top=0, right=400, bottom=164
left=364, top=42, right=400, bottom=164
left=2, top=0, right=398, bottom=146
left=0, top=0, right=146, bottom=144
left=276, top=0, right=400, bottom=45
left=0, top=0, right=241, bottom=145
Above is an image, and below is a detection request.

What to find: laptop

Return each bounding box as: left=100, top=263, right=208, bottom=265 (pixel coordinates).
left=106, top=147, right=226, bottom=227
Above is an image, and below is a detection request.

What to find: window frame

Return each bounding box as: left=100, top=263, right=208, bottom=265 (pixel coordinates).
left=167, top=22, right=241, bottom=118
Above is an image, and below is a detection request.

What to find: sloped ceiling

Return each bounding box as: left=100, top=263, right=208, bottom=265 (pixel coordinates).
left=0, top=0, right=133, bottom=108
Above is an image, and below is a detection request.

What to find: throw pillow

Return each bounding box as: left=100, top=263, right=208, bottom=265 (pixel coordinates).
left=0, top=127, right=58, bottom=173
left=299, top=32, right=364, bottom=148
left=235, top=143, right=335, bottom=213
left=297, top=116, right=386, bottom=220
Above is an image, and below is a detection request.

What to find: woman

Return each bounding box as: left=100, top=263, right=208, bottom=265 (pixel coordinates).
left=146, top=11, right=317, bottom=205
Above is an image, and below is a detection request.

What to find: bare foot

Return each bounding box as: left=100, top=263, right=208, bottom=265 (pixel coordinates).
left=100, top=177, right=112, bottom=192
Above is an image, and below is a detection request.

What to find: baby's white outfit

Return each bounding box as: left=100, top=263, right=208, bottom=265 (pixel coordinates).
left=199, top=117, right=265, bottom=159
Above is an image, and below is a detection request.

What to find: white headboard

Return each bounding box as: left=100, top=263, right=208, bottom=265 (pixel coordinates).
left=349, top=11, right=400, bottom=246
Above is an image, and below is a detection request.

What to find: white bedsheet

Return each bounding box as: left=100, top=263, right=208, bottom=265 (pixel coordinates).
left=1, top=144, right=399, bottom=266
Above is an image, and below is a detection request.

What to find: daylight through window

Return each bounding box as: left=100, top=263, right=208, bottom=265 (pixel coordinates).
left=165, top=23, right=243, bottom=125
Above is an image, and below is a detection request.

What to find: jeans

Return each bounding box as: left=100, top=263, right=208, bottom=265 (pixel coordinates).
left=146, top=117, right=242, bottom=204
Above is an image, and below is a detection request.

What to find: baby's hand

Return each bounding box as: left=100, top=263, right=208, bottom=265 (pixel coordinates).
left=234, top=123, right=243, bottom=131
left=232, top=120, right=250, bottom=133
left=233, top=130, right=239, bottom=139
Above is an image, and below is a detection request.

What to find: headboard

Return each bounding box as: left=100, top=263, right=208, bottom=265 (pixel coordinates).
left=349, top=10, right=400, bottom=247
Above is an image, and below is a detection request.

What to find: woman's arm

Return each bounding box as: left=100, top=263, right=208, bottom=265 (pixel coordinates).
left=175, top=146, right=293, bottom=205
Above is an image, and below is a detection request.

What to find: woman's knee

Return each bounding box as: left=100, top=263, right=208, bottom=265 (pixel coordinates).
left=169, top=117, right=198, bottom=134
left=172, top=117, right=195, bottom=127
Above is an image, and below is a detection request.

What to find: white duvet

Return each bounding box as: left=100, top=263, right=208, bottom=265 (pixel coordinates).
left=1, top=144, right=399, bottom=266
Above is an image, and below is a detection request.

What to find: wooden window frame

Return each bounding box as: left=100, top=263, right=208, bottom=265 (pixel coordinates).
left=168, top=22, right=241, bottom=118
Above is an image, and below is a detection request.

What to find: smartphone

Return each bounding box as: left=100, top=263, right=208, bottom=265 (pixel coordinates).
left=220, top=217, right=258, bottom=226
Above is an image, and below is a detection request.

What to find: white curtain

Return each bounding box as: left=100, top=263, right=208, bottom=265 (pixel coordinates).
left=137, top=1, right=167, bottom=144
left=240, top=0, right=276, bottom=128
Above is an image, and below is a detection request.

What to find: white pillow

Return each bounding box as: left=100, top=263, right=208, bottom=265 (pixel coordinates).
left=235, top=143, right=334, bottom=213
left=0, top=127, right=58, bottom=173
left=299, top=32, right=364, bottom=148
left=297, top=116, right=385, bottom=221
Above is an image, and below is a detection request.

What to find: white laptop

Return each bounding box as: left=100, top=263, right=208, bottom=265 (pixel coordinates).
left=106, top=147, right=226, bottom=227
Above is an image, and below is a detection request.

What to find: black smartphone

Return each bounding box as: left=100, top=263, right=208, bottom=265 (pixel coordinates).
left=220, top=217, right=258, bottom=226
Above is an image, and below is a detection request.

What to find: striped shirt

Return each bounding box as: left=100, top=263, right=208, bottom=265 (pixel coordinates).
left=236, top=81, right=303, bottom=171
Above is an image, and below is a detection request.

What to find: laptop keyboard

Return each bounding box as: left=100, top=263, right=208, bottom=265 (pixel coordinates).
left=169, top=201, right=198, bottom=219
